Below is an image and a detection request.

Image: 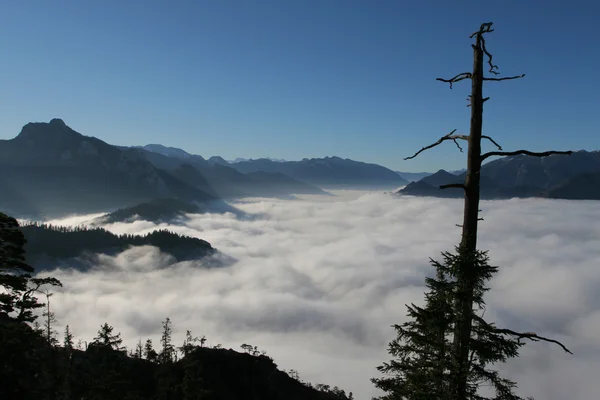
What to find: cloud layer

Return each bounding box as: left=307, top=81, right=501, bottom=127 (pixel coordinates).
left=41, top=192, right=600, bottom=399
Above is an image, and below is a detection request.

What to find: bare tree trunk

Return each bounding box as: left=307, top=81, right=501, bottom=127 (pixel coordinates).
left=452, top=31, right=484, bottom=400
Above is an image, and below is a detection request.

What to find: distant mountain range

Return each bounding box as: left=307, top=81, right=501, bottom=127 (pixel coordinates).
left=229, top=157, right=287, bottom=163
left=398, top=151, right=600, bottom=200
left=135, top=144, right=329, bottom=198
left=0, top=119, right=404, bottom=220
left=228, top=157, right=408, bottom=189
left=2, top=119, right=598, bottom=221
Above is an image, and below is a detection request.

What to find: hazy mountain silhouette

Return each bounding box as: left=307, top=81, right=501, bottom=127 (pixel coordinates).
left=0, top=120, right=216, bottom=219
left=395, top=171, right=432, bottom=182
left=139, top=146, right=327, bottom=198
left=231, top=157, right=408, bottom=189
left=207, top=155, right=230, bottom=166
left=420, top=169, right=461, bottom=187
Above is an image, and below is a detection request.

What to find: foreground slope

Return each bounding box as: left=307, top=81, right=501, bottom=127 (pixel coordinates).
left=0, top=318, right=353, bottom=400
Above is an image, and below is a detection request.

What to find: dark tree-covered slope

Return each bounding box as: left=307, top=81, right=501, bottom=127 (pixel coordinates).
left=0, top=318, right=353, bottom=400
left=21, top=224, right=214, bottom=270
left=95, top=198, right=203, bottom=224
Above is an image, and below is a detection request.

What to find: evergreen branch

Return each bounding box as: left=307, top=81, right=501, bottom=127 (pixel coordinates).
left=436, top=73, right=472, bottom=89
left=480, top=149, right=572, bottom=162
left=404, top=130, right=469, bottom=160
left=483, top=74, right=526, bottom=82
left=481, top=135, right=503, bottom=150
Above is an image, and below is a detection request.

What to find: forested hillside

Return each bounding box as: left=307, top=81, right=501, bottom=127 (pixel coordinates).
left=22, top=223, right=214, bottom=268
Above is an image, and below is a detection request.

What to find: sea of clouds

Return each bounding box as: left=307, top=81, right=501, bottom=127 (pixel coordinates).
left=40, top=191, right=600, bottom=399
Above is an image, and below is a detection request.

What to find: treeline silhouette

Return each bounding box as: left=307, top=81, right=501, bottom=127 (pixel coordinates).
left=22, top=223, right=214, bottom=261
left=1, top=315, right=354, bottom=400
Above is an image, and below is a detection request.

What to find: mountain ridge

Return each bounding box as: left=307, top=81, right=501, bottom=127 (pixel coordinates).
left=0, top=120, right=216, bottom=219
left=398, top=151, right=600, bottom=200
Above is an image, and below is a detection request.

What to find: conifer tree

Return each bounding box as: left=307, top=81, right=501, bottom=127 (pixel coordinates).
left=63, top=325, right=74, bottom=350
left=133, top=339, right=144, bottom=359
left=42, top=290, right=59, bottom=345
left=92, top=322, right=124, bottom=351
left=144, top=338, right=158, bottom=362
left=180, top=329, right=200, bottom=357
left=59, top=325, right=75, bottom=400
left=159, top=317, right=175, bottom=364
left=373, top=22, right=572, bottom=400
left=0, top=212, right=61, bottom=322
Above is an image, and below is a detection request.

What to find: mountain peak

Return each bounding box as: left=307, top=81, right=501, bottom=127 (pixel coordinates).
left=49, top=118, right=67, bottom=127
left=208, top=156, right=229, bottom=166
left=16, top=118, right=79, bottom=141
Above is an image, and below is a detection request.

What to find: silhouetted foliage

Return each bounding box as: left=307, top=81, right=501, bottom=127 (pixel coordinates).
left=1, top=213, right=62, bottom=322
left=373, top=249, right=526, bottom=399
left=92, top=322, right=125, bottom=351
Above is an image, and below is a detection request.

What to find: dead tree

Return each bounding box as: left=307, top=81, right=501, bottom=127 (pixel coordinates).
left=405, top=22, right=572, bottom=400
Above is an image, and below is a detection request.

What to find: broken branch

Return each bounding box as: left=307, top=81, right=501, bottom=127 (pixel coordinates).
left=495, top=328, right=573, bottom=354
left=440, top=183, right=465, bottom=190
left=480, top=34, right=499, bottom=75
left=404, top=130, right=469, bottom=160
left=483, top=74, right=526, bottom=82
left=472, top=314, right=573, bottom=354
left=481, top=149, right=573, bottom=162
left=436, top=72, right=472, bottom=89
left=481, top=135, right=503, bottom=150
left=470, top=22, right=494, bottom=38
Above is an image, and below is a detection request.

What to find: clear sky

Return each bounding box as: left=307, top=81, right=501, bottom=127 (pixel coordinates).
left=1, top=0, right=598, bottom=172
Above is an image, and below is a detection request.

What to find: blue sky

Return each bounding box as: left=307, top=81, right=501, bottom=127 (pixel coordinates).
left=1, top=0, right=598, bottom=172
